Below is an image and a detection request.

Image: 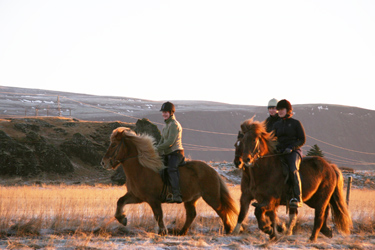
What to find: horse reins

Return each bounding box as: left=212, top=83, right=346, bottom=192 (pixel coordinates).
left=244, top=136, right=284, bottom=167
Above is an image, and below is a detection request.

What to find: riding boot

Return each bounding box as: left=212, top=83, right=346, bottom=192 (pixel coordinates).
left=166, top=171, right=182, bottom=203
left=165, top=153, right=183, bottom=203
left=285, top=151, right=303, bottom=208
left=290, top=170, right=303, bottom=208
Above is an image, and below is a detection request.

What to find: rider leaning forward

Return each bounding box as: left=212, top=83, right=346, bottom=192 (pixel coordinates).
left=156, top=102, right=184, bottom=203
left=272, top=99, right=306, bottom=208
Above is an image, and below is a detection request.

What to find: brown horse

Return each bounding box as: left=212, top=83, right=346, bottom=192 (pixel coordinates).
left=233, top=119, right=352, bottom=242
left=101, top=127, right=238, bottom=235
left=233, top=130, right=286, bottom=236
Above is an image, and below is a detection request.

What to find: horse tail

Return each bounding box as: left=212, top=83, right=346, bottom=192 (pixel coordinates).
left=218, top=176, right=239, bottom=231
left=329, top=163, right=352, bottom=234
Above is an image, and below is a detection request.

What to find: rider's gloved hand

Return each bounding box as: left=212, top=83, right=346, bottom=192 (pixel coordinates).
left=283, top=148, right=293, bottom=154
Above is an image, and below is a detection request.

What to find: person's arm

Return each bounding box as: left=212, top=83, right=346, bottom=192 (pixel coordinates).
left=291, top=120, right=306, bottom=150
left=156, top=123, right=179, bottom=152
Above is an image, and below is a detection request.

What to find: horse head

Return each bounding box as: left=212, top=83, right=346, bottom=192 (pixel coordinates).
left=233, top=131, right=244, bottom=168
left=101, top=127, right=136, bottom=169
left=240, top=119, right=275, bottom=167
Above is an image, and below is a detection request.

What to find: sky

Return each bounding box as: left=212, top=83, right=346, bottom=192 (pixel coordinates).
left=1, top=0, right=375, bottom=110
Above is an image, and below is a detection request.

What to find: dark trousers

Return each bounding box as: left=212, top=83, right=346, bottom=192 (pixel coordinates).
left=164, top=150, right=184, bottom=197
left=283, top=151, right=302, bottom=202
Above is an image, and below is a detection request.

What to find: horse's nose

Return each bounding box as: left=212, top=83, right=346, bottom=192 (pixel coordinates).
left=234, top=160, right=241, bottom=168
left=244, top=158, right=251, bottom=164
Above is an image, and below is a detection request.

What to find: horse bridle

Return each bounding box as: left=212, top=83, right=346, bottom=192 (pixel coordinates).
left=234, top=140, right=243, bottom=158
left=248, top=137, right=261, bottom=164
left=244, top=133, right=284, bottom=167
left=109, top=136, right=139, bottom=166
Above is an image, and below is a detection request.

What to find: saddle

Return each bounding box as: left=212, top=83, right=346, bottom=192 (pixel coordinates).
left=158, top=157, right=186, bottom=202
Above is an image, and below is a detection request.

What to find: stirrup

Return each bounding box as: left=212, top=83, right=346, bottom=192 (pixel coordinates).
left=165, top=193, right=182, bottom=204
left=289, top=198, right=301, bottom=208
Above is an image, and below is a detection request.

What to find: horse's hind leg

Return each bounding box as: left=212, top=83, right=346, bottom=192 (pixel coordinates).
left=320, top=206, right=333, bottom=238
left=309, top=205, right=328, bottom=242
left=179, top=200, right=198, bottom=235
left=115, top=192, right=142, bottom=226
left=203, top=194, right=232, bottom=234
left=148, top=201, right=167, bottom=235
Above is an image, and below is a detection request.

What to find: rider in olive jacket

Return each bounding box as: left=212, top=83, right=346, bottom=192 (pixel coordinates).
left=156, top=102, right=184, bottom=203
left=272, top=99, right=306, bottom=208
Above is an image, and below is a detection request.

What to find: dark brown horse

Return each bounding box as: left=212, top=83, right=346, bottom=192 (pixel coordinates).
left=101, top=127, right=238, bottom=235
left=233, top=130, right=286, bottom=236
left=233, top=119, right=352, bottom=242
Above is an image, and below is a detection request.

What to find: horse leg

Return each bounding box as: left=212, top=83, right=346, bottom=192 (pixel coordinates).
left=179, top=200, right=198, bottom=236
left=253, top=203, right=276, bottom=240
left=148, top=201, right=167, bottom=235
left=286, top=207, right=298, bottom=236
left=309, top=206, right=327, bottom=242
left=265, top=210, right=277, bottom=240
left=320, top=207, right=333, bottom=238
left=202, top=194, right=232, bottom=234
left=115, top=192, right=142, bottom=226
left=233, top=193, right=253, bottom=234
left=266, top=209, right=285, bottom=236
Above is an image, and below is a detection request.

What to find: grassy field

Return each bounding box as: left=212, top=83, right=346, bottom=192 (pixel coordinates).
left=1, top=184, right=375, bottom=249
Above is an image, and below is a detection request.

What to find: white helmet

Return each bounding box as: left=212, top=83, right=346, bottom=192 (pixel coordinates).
left=267, top=98, right=278, bottom=108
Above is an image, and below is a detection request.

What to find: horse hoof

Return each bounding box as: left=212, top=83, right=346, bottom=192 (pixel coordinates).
left=116, top=216, right=128, bottom=226
left=308, top=237, right=317, bottom=243
left=265, top=227, right=274, bottom=237
left=322, top=228, right=333, bottom=238
left=285, top=229, right=293, bottom=236
left=178, top=230, right=188, bottom=236
left=232, top=224, right=241, bottom=234
left=277, top=223, right=286, bottom=233
left=121, top=217, right=128, bottom=226
left=158, top=228, right=167, bottom=236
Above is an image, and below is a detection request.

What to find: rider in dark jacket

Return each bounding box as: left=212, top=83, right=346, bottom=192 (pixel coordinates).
left=272, top=99, right=306, bottom=208
left=264, top=98, right=280, bottom=133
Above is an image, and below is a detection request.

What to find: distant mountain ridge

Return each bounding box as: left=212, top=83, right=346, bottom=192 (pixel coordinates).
left=1, top=86, right=374, bottom=170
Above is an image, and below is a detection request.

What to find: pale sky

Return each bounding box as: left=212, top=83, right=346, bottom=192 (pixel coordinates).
left=1, top=0, right=374, bottom=110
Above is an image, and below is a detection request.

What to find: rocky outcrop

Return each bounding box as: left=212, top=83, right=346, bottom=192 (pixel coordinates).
left=0, top=117, right=161, bottom=184
left=0, top=130, right=73, bottom=176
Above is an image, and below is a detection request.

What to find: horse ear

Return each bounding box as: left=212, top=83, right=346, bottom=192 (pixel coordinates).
left=240, top=123, right=247, bottom=133
left=112, top=128, right=125, bottom=140
left=237, top=131, right=244, bottom=139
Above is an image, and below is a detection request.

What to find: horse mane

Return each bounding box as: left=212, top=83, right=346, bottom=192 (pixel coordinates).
left=111, top=127, right=165, bottom=172
left=240, top=118, right=278, bottom=154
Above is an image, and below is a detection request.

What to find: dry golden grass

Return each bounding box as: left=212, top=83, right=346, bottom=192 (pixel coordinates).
left=0, top=184, right=374, bottom=237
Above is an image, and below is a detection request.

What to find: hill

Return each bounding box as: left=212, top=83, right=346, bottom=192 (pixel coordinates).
left=1, top=86, right=374, bottom=170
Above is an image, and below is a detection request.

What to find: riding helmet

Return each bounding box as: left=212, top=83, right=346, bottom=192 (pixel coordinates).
left=160, top=101, right=175, bottom=115
left=267, top=98, right=278, bottom=109
left=276, top=99, right=293, bottom=113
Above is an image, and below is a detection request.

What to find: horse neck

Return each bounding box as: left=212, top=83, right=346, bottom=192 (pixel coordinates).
left=259, top=136, right=276, bottom=156
left=120, top=140, right=143, bottom=177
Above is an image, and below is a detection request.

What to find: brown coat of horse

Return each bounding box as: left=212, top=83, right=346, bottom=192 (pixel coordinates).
left=233, top=119, right=352, bottom=242
left=101, top=127, right=238, bottom=235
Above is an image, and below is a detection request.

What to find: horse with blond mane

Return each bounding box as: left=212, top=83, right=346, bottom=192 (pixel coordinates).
left=233, top=119, right=352, bottom=242
left=101, top=127, right=238, bottom=235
